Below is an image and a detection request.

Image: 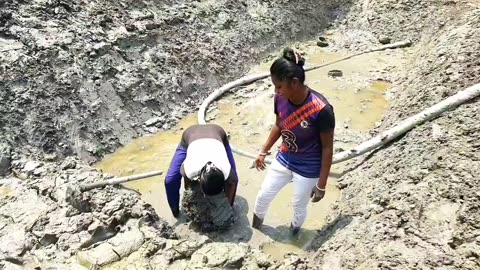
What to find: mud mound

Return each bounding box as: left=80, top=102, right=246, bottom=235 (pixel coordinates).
left=181, top=184, right=234, bottom=233
left=309, top=2, right=480, bottom=270
left=0, top=0, right=345, bottom=163
left=331, top=0, right=464, bottom=51
left=0, top=156, right=174, bottom=269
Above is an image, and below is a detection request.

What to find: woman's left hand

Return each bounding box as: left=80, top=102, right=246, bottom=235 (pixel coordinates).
left=255, top=155, right=267, bottom=171
left=310, top=186, right=325, bottom=202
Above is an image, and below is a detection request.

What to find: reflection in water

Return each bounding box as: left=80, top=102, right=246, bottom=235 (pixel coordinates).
left=96, top=43, right=401, bottom=261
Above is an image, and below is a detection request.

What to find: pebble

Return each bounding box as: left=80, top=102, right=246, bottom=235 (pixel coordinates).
left=378, top=35, right=392, bottom=44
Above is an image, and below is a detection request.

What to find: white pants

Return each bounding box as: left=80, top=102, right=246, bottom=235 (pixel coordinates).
left=254, top=159, right=318, bottom=228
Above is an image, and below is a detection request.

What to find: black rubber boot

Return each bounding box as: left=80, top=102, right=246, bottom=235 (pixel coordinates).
left=252, top=213, right=263, bottom=229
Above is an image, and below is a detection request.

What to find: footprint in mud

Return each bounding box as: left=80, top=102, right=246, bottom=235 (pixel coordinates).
left=261, top=225, right=302, bottom=241
left=258, top=224, right=318, bottom=256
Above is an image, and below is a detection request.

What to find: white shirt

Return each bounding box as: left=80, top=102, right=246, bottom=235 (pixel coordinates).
left=182, top=138, right=231, bottom=180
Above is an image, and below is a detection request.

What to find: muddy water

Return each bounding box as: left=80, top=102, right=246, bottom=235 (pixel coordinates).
left=96, top=43, right=401, bottom=261
left=0, top=186, right=14, bottom=197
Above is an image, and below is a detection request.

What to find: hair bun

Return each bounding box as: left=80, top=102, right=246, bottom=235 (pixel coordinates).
left=282, top=48, right=305, bottom=67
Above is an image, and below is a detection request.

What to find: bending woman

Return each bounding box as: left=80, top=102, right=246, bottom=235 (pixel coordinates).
left=165, top=124, right=238, bottom=218
left=252, top=48, right=335, bottom=235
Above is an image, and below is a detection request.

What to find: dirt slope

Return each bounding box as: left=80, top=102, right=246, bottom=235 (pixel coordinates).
left=309, top=1, right=480, bottom=269
left=0, top=0, right=344, bottom=163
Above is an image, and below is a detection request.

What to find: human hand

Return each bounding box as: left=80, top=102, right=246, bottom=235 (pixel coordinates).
left=310, top=186, right=325, bottom=203
left=255, top=155, right=266, bottom=171
left=172, top=208, right=180, bottom=218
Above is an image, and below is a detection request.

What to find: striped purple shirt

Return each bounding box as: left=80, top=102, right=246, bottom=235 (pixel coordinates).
left=274, top=89, right=335, bottom=178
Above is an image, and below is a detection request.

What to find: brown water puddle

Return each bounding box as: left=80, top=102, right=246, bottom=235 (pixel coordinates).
left=0, top=187, right=14, bottom=197
left=96, top=43, right=401, bottom=262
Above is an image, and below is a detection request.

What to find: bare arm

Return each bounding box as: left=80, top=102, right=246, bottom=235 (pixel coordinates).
left=256, top=116, right=282, bottom=170
left=224, top=171, right=238, bottom=207
left=262, top=116, right=282, bottom=153
left=317, top=130, right=334, bottom=189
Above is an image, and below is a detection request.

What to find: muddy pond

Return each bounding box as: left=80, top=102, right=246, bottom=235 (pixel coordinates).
left=96, top=40, right=404, bottom=261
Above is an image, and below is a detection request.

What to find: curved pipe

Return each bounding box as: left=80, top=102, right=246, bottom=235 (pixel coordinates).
left=196, top=41, right=480, bottom=166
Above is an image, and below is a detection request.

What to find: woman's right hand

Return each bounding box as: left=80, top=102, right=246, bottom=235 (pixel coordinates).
left=255, top=155, right=266, bottom=171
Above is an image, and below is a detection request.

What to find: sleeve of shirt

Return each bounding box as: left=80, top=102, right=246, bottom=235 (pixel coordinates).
left=315, top=104, right=335, bottom=132
left=224, top=142, right=238, bottom=183
left=164, top=144, right=187, bottom=211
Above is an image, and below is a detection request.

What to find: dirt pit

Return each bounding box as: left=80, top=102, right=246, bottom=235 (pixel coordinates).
left=2, top=0, right=479, bottom=269
left=96, top=40, right=406, bottom=260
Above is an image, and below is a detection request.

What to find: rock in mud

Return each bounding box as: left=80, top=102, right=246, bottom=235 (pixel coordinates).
left=317, top=36, right=329, bottom=47
left=378, top=35, right=392, bottom=44
left=164, top=235, right=211, bottom=261
left=145, top=23, right=161, bottom=30
left=79, top=223, right=118, bottom=249
left=65, top=186, right=92, bottom=213
left=0, top=179, right=54, bottom=260
left=39, top=233, right=59, bottom=247
left=77, top=219, right=144, bottom=267
left=43, top=153, right=58, bottom=162
left=272, top=253, right=309, bottom=269
left=189, top=242, right=250, bottom=268
left=23, top=161, right=42, bottom=174
left=0, top=143, right=11, bottom=176
left=328, top=70, right=343, bottom=78
left=249, top=249, right=273, bottom=268
left=144, top=117, right=164, bottom=127
left=61, top=159, right=77, bottom=170
left=432, top=123, right=447, bottom=142
left=0, top=225, right=28, bottom=258
left=125, top=24, right=136, bottom=32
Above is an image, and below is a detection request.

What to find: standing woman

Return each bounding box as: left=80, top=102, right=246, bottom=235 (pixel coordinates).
left=252, top=48, right=335, bottom=235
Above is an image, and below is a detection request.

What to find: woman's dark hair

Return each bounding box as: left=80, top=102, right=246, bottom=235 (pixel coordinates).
left=199, top=162, right=224, bottom=196
left=270, top=48, right=306, bottom=84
